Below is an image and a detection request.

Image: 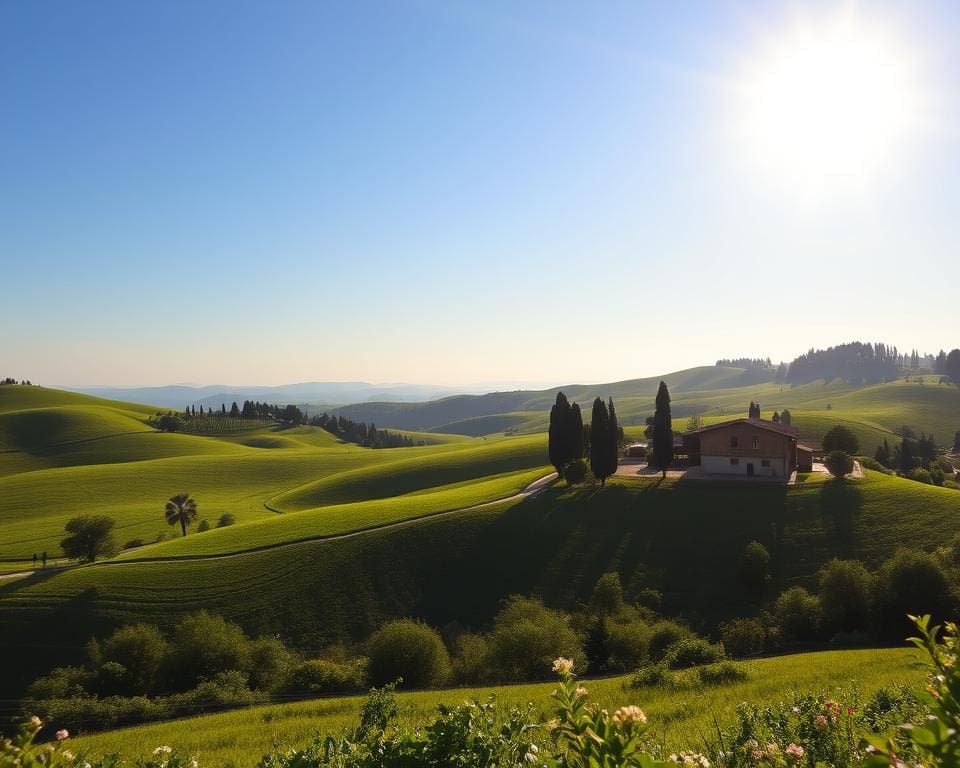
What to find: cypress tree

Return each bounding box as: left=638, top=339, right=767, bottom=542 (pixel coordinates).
left=569, top=402, right=584, bottom=461
left=590, top=397, right=612, bottom=486
left=549, top=392, right=572, bottom=476
left=651, top=381, right=673, bottom=479
left=607, top=397, right=620, bottom=478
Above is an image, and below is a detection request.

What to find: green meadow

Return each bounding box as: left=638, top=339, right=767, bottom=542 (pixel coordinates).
left=65, top=648, right=923, bottom=767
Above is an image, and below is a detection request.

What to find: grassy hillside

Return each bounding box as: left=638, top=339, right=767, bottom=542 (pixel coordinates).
left=3, top=469, right=956, bottom=696
left=65, top=648, right=923, bottom=766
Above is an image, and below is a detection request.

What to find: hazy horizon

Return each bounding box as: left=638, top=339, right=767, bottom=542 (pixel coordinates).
left=3, top=1, right=958, bottom=387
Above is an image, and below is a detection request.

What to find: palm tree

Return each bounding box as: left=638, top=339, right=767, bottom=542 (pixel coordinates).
left=165, top=493, right=198, bottom=537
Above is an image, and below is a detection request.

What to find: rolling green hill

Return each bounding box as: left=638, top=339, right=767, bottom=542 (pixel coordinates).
left=3, top=469, right=956, bottom=697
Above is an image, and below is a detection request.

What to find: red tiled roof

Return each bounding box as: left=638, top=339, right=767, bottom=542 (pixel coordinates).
left=684, top=418, right=799, bottom=438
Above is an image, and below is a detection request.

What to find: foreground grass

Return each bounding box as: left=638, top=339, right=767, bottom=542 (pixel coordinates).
left=65, top=648, right=923, bottom=768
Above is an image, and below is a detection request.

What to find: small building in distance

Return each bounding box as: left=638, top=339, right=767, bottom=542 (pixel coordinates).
left=681, top=410, right=813, bottom=478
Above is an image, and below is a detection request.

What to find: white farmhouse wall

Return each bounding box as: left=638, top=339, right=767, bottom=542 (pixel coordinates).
left=701, top=455, right=787, bottom=477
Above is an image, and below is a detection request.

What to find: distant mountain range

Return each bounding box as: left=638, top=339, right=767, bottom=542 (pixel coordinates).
left=63, top=381, right=551, bottom=411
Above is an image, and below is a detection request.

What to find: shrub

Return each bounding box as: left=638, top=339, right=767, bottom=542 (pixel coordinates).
left=629, top=661, right=673, bottom=688
left=216, top=513, right=236, bottom=528
left=774, top=586, right=822, bottom=642
left=719, top=617, right=765, bottom=658
left=196, top=519, right=211, bottom=532
left=166, top=611, right=252, bottom=689
left=697, top=660, right=747, bottom=686
left=606, top=617, right=652, bottom=672
left=485, top=596, right=584, bottom=681
left=563, top=459, right=587, bottom=485
left=101, top=623, right=169, bottom=695
left=25, top=666, right=91, bottom=701
left=825, top=450, right=855, bottom=480
left=647, top=620, right=690, bottom=661
left=635, top=587, right=662, bottom=611
left=169, top=670, right=264, bottom=715
left=123, top=538, right=143, bottom=550
left=590, top=572, right=624, bottom=616
left=450, top=633, right=491, bottom=685
left=60, top=514, right=118, bottom=563
left=818, top=558, right=874, bottom=636
left=662, top=636, right=725, bottom=669
left=874, top=549, right=952, bottom=640
left=823, top=425, right=860, bottom=455
left=248, top=636, right=299, bottom=692
left=366, top=619, right=451, bottom=688
left=737, top=541, right=771, bottom=600
left=906, top=468, right=933, bottom=485
left=285, top=658, right=366, bottom=695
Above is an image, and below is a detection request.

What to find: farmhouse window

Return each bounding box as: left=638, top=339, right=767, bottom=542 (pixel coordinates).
left=730, top=458, right=739, bottom=465
left=752, top=437, right=760, bottom=449
left=730, top=436, right=739, bottom=448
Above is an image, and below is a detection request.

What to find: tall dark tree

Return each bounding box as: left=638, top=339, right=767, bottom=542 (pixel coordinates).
left=651, top=381, right=673, bottom=478
left=947, top=349, right=960, bottom=383
left=780, top=409, right=792, bottom=426
left=548, top=392, right=573, bottom=476
left=569, top=402, right=584, bottom=462
left=607, top=397, right=620, bottom=476
left=589, top=397, right=614, bottom=486
left=60, top=515, right=118, bottom=563
left=164, top=493, right=198, bottom=537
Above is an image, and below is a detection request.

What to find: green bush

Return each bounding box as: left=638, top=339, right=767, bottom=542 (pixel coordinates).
left=217, top=513, right=236, bottom=528
left=366, top=619, right=451, bottom=688
left=662, top=636, right=725, bottom=669
left=874, top=549, right=952, bottom=640
left=906, top=468, right=933, bottom=485
left=697, top=660, right=747, bottom=686
left=606, top=617, right=652, bottom=672
left=773, top=586, right=822, bottom=642
left=25, top=666, right=91, bottom=701
left=629, top=661, right=673, bottom=688
left=825, top=450, right=855, bottom=480
left=247, top=636, right=299, bottom=692
left=101, top=623, right=169, bottom=695
left=647, top=620, right=690, bottom=661
left=196, top=519, right=211, bottom=532
left=451, top=633, right=491, bottom=684
left=719, top=617, right=765, bottom=658
left=590, top=572, right=624, bottom=616
left=818, top=558, right=874, bottom=636
left=485, top=596, right=584, bottom=682
left=166, top=611, right=252, bottom=689
left=285, top=658, right=366, bottom=695
left=737, top=541, right=771, bottom=599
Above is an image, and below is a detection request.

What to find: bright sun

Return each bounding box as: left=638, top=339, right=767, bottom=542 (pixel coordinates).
left=736, top=10, right=925, bottom=199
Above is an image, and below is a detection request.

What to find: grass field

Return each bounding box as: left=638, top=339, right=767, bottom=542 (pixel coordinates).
left=64, top=648, right=924, bottom=767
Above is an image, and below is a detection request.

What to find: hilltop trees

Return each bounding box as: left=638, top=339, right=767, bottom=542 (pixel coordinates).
left=164, top=494, right=198, bottom=537
left=650, top=381, right=673, bottom=478
left=825, top=450, right=855, bottom=480
left=61, top=515, right=118, bottom=563
left=947, top=349, right=960, bottom=383
left=748, top=401, right=761, bottom=419
left=588, top=398, right=619, bottom=486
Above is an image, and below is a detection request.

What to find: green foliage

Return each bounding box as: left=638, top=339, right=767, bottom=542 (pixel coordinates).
left=247, top=636, right=299, bottom=693
left=589, top=397, right=618, bottom=486
left=485, top=597, right=585, bottom=682
left=166, top=611, right=251, bottom=689
left=365, top=619, right=451, bottom=689
left=284, top=658, right=366, bottom=695
left=163, top=494, right=197, bottom=537
left=549, top=393, right=575, bottom=476
left=60, top=514, right=118, bottom=562
left=738, top=541, right=771, bottom=600
left=773, top=587, right=822, bottom=642
left=650, top=381, right=673, bottom=477
left=591, top=572, right=624, bottom=616
left=697, top=660, right=748, bottom=686
left=629, top=661, right=673, bottom=689
left=662, top=637, right=725, bottom=669
left=647, top=621, right=690, bottom=662
left=818, top=559, right=874, bottom=636
left=216, top=513, right=236, bottom=528
left=823, top=425, right=861, bottom=455
left=101, top=624, right=169, bottom=695
left=719, top=618, right=765, bottom=658
left=874, top=549, right=953, bottom=640
left=825, top=450, right=855, bottom=480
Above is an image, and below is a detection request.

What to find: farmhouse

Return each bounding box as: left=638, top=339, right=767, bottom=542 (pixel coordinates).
left=681, top=417, right=813, bottom=478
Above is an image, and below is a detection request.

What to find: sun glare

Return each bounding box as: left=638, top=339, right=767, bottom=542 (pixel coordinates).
left=735, top=10, right=925, bottom=199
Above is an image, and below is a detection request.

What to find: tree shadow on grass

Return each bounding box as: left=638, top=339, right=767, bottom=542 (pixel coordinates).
left=819, top=480, right=864, bottom=559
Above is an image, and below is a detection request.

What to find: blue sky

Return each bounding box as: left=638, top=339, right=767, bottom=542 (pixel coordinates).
left=2, top=1, right=957, bottom=387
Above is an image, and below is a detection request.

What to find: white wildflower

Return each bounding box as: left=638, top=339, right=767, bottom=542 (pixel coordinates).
left=612, top=705, right=647, bottom=729
left=30, top=716, right=42, bottom=728
left=153, top=746, right=173, bottom=755
left=56, top=729, right=69, bottom=741
left=552, top=657, right=574, bottom=676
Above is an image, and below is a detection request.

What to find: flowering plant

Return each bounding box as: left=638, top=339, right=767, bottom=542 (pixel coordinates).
left=0, top=717, right=76, bottom=768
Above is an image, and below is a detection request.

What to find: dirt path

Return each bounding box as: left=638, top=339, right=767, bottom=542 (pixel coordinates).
left=0, top=472, right=558, bottom=579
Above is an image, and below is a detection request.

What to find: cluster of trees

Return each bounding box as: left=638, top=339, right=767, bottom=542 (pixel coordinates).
left=934, top=349, right=960, bottom=381
left=1, top=377, right=33, bottom=385
left=874, top=431, right=958, bottom=486
left=771, top=409, right=792, bottom=425
left=308, top=412, right=423, bottom=449
left=547, top=394, right=623, bottom=485
left=720, top=538, right=960, bottom=658
left=178, top=401, right=304, bottom=424
left=23, top=573, right=729, bottom=733
left=715, top=358, right=773, bottom=369
left=786, top=341, right=922, bottom=384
